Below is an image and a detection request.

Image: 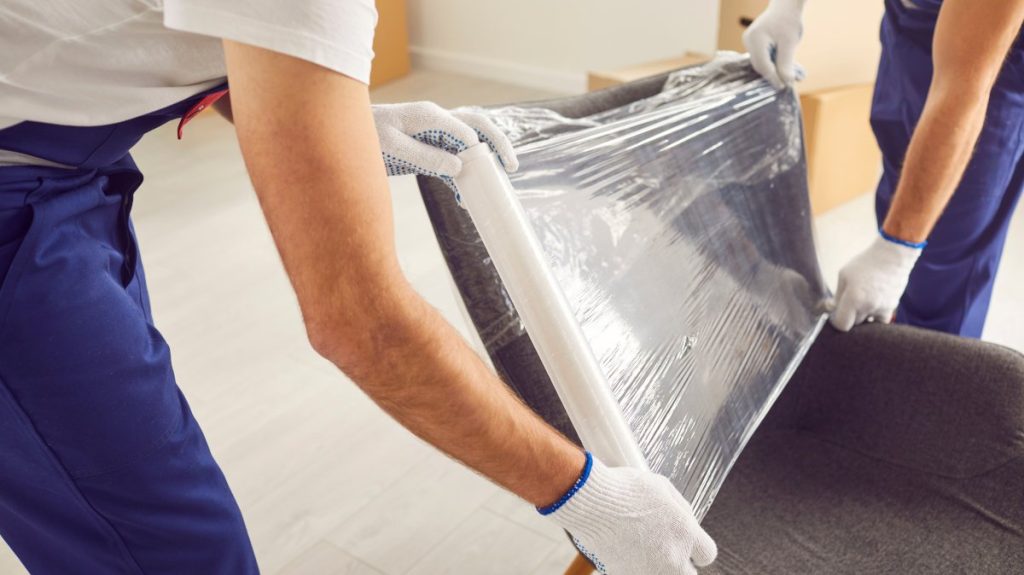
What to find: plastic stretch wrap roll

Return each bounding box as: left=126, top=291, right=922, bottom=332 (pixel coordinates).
left=421, top=54, right=830, bottom=519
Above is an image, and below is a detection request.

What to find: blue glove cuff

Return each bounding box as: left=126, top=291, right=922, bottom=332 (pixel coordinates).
left=537, top=451, right=594, bottom=516
left=879, top=228, right=927, bottom=249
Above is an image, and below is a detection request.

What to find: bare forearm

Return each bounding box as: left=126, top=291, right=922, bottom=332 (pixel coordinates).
left=318, top=284, right=585, bottom=506
left=882, top=89, right=988, bottom=243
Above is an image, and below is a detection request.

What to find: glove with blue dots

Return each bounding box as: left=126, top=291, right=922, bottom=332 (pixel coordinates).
left=373, top=102, right=518, bottom=198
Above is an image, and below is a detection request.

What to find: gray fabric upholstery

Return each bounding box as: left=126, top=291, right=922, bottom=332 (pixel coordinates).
left=703, top=324, right=1024, bottom=573
left=416, top=71, right=1024, bottom=573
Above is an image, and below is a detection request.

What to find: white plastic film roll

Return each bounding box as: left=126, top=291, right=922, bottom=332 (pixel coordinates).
left=454, top=144, right=649, bottom=470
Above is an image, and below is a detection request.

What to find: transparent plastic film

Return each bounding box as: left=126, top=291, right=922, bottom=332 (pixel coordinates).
left=428, top=54, right=830, bottom=519
left=454, top=145, right=648, bottom=469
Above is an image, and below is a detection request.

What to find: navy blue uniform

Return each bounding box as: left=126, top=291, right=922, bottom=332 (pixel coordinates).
left=0, top=85, right=258, bottom=574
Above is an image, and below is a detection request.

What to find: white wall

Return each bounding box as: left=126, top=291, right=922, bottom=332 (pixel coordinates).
left=407, top=0, right=720, bottom=93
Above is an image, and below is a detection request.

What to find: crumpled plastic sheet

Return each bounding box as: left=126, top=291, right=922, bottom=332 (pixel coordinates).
left=419, top=54, right=830, bottom=518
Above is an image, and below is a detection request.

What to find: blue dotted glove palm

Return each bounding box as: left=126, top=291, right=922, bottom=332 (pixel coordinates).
left=373, top=102, right=518, bottom=198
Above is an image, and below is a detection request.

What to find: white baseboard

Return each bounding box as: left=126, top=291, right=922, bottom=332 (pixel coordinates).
left=409, top=46, right=587, bottom=95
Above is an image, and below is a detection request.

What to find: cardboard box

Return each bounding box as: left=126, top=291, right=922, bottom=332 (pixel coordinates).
left=801, top=84, right=881, bottom=214
left=587, top=53, right=711, bottom=92
left=370, top=0, right=411, bottom=86
left=718, top=0, right=884, bottom=93
left=586, top=56, right=880, bottom=214
left=717, top=2, right=885, bottom=210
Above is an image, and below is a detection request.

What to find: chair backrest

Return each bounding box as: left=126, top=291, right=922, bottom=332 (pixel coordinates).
left=417, top=55, right=830, bottom=518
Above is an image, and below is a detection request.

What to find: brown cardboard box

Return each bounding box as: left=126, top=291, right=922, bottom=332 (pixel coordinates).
left=587, top=53, right=711, bottom=92
left=370, top=0, right=411, bottom=86
left=589, top=0, right=886, bottom=215
left=585, top=56, right=880, bottom=214
left=716, top=2, right=884, bottom=211
left=801, top=84, right=881, bottom=215
left=718, top=0, right=884, bottom=93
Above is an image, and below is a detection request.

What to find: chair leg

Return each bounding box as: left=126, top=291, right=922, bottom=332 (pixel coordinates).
left=564, top=552, right=595, bottom=575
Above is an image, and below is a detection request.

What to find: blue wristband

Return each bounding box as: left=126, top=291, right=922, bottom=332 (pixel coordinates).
left=879, top=228, right=927, bottom=249
left=537, top=452, right=594, bottom=516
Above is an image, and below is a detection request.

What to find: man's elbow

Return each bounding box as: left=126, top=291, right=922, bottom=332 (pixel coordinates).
left=305, top=312, right=380, bottom=382
left=925, top=78, right=992, bottom=141
left=302, top=287, right=424, bottom=384
left=930, top=53, right=1004, bottom=114
left=305, top=316, right=351, bottom=368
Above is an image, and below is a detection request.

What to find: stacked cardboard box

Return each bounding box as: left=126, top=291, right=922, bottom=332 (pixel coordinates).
left=720, top=0, right=884, bottom=214
left=370, top=0, right=411, bottom=86
left=587, top=1, right=885, bottom=214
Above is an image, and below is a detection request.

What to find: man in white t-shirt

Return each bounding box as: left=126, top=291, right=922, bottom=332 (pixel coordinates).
left=0, top=2, right=716, bottom=573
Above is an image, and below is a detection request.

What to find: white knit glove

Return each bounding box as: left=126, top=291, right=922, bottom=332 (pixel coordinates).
left=742, top=0, right=806, bottom=88
left=830, top=234, right=924, bottom=332
left=542, top=454, right=717, bottom=575
left=373, top=102, right=518, bottom=194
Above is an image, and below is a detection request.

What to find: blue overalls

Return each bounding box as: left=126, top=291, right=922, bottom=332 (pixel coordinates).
left=873, top=0, right=1024, bottom=338
left=0, top=85, right=259, bottom=573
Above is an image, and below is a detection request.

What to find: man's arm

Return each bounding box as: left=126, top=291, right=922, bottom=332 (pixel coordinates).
left=220, top=38, right=720, bottom=574
left=882, top=0, right=1024, bottom=243
left=220, top=40, right=585, bottom=507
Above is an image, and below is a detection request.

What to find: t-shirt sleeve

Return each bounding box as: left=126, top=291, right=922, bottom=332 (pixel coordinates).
left=163, top=0, right=377, bottom=84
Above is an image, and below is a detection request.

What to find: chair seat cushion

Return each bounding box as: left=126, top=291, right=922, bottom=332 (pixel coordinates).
left=704, top=325, right=1024, bottom=574
left=704, top=430, right=1024, bottom=574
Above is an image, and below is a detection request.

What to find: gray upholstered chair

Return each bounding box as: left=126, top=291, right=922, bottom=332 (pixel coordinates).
left=415, top=74, right=1024, bottom=574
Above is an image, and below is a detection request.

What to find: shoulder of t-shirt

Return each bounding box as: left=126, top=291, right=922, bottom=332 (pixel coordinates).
left=162, top=0, right=378, bottom=85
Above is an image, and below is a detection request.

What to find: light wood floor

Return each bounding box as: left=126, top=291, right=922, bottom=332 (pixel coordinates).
left=1, top=69, right=1020, bottom=574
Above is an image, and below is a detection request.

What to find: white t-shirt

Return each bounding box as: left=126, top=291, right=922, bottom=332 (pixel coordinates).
left=0, top=0, right=378, bottom=130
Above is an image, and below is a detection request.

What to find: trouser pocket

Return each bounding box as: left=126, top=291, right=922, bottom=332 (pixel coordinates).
left=0, top=204, right=33, bottom=282
left=0, top=202, right=41, bottom=333
left=0, top=173, right=180, bottom=476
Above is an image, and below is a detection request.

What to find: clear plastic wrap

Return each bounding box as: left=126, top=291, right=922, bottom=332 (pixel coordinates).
left=420, top=55, right=830, bottom=519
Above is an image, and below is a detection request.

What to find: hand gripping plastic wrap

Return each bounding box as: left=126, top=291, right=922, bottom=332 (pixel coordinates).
left=416, top=54, right=830, bottom=519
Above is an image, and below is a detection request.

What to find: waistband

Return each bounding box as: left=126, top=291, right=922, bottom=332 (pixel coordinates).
left=0, top=82, right=228, bottom=171
left=0, top=156, right=140, bottom=209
